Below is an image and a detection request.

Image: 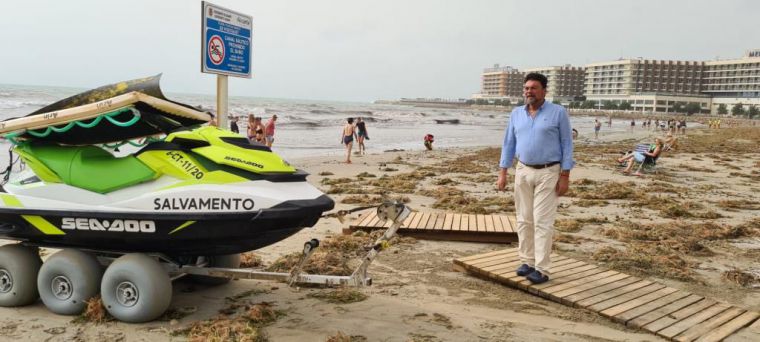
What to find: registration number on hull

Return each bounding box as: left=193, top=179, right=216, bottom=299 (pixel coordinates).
left=61, top=218, right=156, bottom=233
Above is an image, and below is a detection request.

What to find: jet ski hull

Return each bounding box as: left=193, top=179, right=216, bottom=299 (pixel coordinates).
left=0, top=195, right=333, bottom=256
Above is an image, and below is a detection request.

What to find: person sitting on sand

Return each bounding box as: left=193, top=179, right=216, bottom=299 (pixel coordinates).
left=618, top=137, right=664, bottom=175
left=424, top=134, right=434, bottom=150
left=341, top=118, right=357, bottom=163
left=664, top=131, right=679, bottom=151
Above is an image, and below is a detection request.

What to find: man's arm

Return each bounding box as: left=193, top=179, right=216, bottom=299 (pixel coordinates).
left=497, top=113, right=517, bottom=191
left=556, top=107, right=574, bottom=196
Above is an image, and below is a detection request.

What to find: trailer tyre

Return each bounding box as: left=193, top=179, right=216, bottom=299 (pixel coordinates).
left=0, top=244, right=42, bottom=307
left=37, top=249, right=103, bottom=315
left=189, top=254, right=241, bottom=285
left=101, top=253, right=171, bottom=323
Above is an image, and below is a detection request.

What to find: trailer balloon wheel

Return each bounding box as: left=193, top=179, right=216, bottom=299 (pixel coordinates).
left=100, top=253, right=172, bottom=323
left=0, top=245, right=42, bottom=307
left=37, top=249, right=103, bottom=315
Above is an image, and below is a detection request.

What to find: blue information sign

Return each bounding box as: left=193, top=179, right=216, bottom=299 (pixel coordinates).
left=201, top=2, right=252, bottom=78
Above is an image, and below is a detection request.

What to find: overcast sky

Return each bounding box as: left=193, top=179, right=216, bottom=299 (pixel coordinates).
left=1, top=0, right=758, bottom=102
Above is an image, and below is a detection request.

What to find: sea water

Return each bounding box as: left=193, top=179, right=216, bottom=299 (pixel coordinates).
left=0, top=83, right=627, bottom=162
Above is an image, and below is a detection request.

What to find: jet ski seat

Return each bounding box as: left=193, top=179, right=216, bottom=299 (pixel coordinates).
left=14, top=143, right=159, bottom=194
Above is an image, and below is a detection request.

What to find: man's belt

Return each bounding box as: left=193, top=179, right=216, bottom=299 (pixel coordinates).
left=521, top=161, right=560, bottom=169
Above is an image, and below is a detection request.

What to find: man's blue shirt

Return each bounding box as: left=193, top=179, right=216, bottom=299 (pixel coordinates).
left=499, top=101, right=574, bottom=170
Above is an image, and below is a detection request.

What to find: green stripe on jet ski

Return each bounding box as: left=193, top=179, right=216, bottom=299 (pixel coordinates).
left=21, top=215, right=66, bottom=235
left=169, top=220, right=196, bottom=234
left=1, top=194, right=65, bottom=235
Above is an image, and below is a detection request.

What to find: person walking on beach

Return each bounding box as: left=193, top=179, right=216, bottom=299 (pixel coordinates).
left=246, top=114, right=257, bottom=143
left=607, top=115, right=612, bottom=128
left=264, top=114, right=277, bottom=147
left=340, top=118, right=357, bottom=163
left=355, top=117, right=369, bottom=155
left=423, top=134, right=434, bottom=150
left=630, top=119, right=635, bottom=132
left=497, top=73, right=574, bottom=285
left=594, top=119, right=601, bottom=139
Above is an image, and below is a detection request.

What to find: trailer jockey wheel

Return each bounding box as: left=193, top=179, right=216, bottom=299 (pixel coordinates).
left=37, top=249, right=102, bottom=315
left=0, top=245, right=42, bottom=307
left=101, top=253, right=171, bottom=323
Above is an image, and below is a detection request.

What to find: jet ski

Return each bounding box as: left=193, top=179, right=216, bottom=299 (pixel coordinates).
left=0, top=75, right=334, bottom=257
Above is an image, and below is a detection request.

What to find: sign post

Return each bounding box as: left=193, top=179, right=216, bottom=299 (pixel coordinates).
left=201, top=1, right=252, bottom=129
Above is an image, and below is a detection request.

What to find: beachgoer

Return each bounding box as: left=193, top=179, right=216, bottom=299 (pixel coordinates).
left=341, top=118, right=356, bottom=163
left=265, top=114, right=277, bottom=147
left=630, top=119, right=635, bottom=132
left=594, top=119, right=601, bottom=139
left=230, top=116, right=239, bottom=134
left=572, top=128, right=578, bottom=140
left=607, top=115, right=612, bottom=128
left=356, top=117, right=369, bottom=155
left=424, top=134, right=434, bottom=150
left=253, top=117, right=266, bottom=144
left=497, top=72, right=574, bottom=285
left=679, top=119, right=686, bottom=135
left=246, top=114, right=256, bottom=143
left=618, top=137, right=663, bottom=175
left=664, top=131, right=679, bottom=150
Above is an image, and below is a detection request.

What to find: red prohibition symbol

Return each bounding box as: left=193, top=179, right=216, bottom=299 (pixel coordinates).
left=208, top=35, right=225, bottom=65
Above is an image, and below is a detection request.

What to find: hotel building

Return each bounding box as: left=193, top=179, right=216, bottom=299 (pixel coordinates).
left=478, top=49, right=760, bottom=114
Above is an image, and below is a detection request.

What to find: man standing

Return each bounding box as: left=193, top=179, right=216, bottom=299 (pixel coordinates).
left=497, top=73, right=574, bottom=284
left=264, top=114, right=277, bottom=147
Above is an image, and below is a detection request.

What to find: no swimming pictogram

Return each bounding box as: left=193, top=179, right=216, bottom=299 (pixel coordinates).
left=208, top=35, right=225, bottom=65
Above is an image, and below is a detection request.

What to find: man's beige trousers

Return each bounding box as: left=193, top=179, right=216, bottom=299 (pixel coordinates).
left=513, top=162, right=560, bottom=275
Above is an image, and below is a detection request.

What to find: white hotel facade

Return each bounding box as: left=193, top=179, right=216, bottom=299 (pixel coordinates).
left=477, top=49, right=760, bottom=115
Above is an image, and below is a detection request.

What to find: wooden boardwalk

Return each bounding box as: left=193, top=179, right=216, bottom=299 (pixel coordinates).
left=453, top=248, right=760, bottom=341
left=344, top=210, right=518, bottom=243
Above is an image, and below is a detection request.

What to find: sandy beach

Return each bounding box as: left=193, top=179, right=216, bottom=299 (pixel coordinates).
left=1, top=124, right=758, bottom=341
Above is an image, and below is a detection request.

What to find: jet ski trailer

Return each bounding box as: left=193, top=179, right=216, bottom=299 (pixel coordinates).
left=0, top=75, right=409, bottom=323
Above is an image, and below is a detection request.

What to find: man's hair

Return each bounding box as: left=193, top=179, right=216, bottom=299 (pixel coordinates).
left=524, top=73, right=548, bottom=89
left=347, top=118, right=354, bottom=124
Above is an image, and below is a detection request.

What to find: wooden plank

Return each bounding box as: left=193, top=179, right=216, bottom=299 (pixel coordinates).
left=366, top=214, right=381, bottom=228
left=424, top=213, right=438, bottom=230
left=442, top=213, right=453, bottom=230
left=627, top=294, right=704, bottom=329
left=576, top=280, right=654, bottom=308
left=468, top=215, right=477, bottom=231
left=526, top=266, right=604, bottom=293
left=695, top=310, right=760, bottom=342
left=587, top=283, right=666, bottom=312
left=487, top=256, right=571, bottom=278
left=508, top=216, right=518, bottom=232
left=459, top=214, right=469, bottom=231
left=612, top=290, right=691, bottom=324
left=500, top=215, right=514, bottom=232
left=543, top=270, right=621, bottom=297
left=642, top=299, right=718, bottom=333
left=433, top=213, right=446, bottom=230
left=484, top=215, right=495, bottom=232
left=402, top=212, right=416, bottom=227
left=551, top=272, right=630, bottom=299
left=562, top=276, right=641, bottom=306
left=672, top=306, right=745, bottom=342
left=476, top=215, right=486, bottom=232
left=467, top=251, right=521, bottom=268
left=416, top=212, right=431, bottom=229
left=600, top=287, right=680, bottom=320
left=455, top=249, right=517, bottom=263
left=492, top=215, right=504, bottom=232
left=409, top=212, right=424, bottom=229
left=451, top=214, right=462, bottom=231
left=354, top=212, right=375, bottom=227
left=655, top=303, right=731, bottom=339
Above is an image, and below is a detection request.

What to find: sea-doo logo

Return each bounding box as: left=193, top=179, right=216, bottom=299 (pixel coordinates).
left=61, top=218, right=156, bottom=233
left=154, top=198, right=255, bottom=211
left=224, top=156, right=264, bottom=169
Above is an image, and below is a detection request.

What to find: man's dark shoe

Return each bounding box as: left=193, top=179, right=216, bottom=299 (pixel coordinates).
left=516, top=264, right=535, bottom=276
left=526, top=270, right=549, bottom=284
